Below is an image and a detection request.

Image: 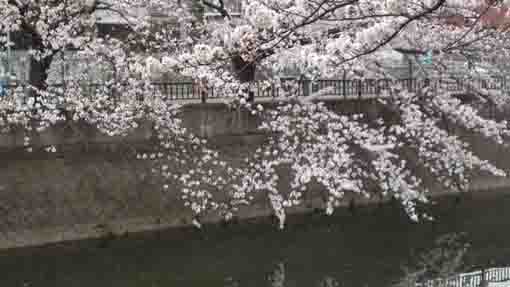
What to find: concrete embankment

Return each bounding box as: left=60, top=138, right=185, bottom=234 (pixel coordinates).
left=1, top=100, right=509, bottom=250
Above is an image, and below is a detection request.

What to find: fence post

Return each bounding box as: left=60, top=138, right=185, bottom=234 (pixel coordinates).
left=201, top=89, right=206, bottom=103
left=248, top=83, right=254, bottom=102
left=342, top=71, right=347, bottom=99
left=200, top=82, right=207, bottom=103
left=357, top=79, right=362, bottom=99
left=306, top=79, right=312, bottom=97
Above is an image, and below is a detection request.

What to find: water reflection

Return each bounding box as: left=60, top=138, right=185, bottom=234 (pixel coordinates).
left=398, top=233, right=470, bottom=285
left=318, top=276, right=341, bottom=287
left=2, top=193, right=510, bottom=287
left=398, top=233, right=510, bottom=287
left=269, top=263, right=285, bottom=287
left=264, top=262, right=340, bottom=287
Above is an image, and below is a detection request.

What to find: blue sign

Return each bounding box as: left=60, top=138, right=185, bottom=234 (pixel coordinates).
left=0, top=79, right=5, bottom=97
left=421, top=50, right=433, bottom=65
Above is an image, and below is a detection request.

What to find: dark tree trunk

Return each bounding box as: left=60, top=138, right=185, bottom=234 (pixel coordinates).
left=25, top=52, right=55, bottom=105
left=232, top=54, right=256, bottom=83
left=232, top=54, right=256, bottom=102
left=18, top=26, right=55, bottom=101
left=28, top=55, right=53, bottom=92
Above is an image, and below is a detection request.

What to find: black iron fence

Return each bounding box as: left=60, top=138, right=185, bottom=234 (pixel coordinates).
left=0, top=77, right=507, bottom=102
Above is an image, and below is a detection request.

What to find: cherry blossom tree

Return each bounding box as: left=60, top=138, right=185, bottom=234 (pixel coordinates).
left=159, top=0, right=510, bottom=227
left=2, top=0, right=510, bottom=228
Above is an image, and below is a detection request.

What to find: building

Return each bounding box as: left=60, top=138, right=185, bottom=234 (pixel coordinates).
left=389, top=1, right=510, bottom=79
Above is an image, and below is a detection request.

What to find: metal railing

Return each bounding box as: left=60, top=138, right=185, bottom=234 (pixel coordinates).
left=1, top=77, right=508, bottom=103
left=415, top=267, right=510, bottom=287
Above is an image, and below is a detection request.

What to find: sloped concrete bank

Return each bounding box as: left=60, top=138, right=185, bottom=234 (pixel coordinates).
left=1, top=100, right=509, bottom=250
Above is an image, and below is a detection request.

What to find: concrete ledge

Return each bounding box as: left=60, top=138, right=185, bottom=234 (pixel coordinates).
left=0, top=177, right=508, bottom=251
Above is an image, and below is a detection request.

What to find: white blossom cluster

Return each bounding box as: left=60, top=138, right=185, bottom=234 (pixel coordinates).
left=238, top=102, right=428, bottom=227
left=430, top=90, right=510, bottom=144
left=388, top=89, right=507, bottom=192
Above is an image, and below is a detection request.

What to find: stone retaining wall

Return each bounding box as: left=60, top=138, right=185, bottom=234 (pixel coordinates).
left=0, top=99, right=509, bottom=250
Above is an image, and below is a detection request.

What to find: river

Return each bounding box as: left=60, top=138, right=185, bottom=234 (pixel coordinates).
left=1, top=191, right=510, bottom=287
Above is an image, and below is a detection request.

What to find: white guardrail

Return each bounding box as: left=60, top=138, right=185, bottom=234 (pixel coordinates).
left=416, top=267, right=510, bottom=287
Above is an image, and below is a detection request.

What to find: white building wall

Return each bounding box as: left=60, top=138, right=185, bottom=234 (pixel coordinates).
left=0, top=50, right=29, bottom=83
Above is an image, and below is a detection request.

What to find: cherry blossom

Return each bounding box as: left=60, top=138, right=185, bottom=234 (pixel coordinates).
left=1, top=0, right=509, bottom=228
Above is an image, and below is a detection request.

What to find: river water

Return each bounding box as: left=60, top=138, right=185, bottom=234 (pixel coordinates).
left=1, top=191, right=510, bottom=287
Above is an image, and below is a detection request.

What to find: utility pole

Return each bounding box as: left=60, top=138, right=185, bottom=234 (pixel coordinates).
left=7, top=31, right=11, bottom=80
left=0, top=31, right=10, bottom=96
